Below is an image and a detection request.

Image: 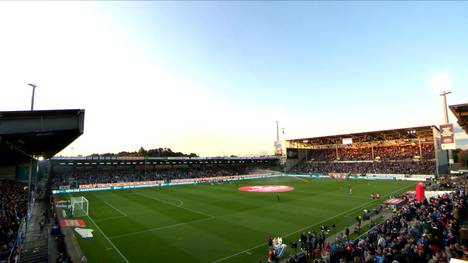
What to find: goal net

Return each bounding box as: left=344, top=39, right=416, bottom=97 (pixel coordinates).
left=70, top=196, right=89, bottom=217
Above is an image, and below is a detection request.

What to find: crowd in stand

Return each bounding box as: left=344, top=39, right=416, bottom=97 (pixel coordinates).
left=372, top=144, right=435, bottom=161
left=0, top=181, right=28, bottom=263
left=50, top=164, right=275, bottom=189
left=305, top=144, right=435, bottom=162
left=293, top=161, right=436, bottom=175
left=284, top=176, right=467, bottom=263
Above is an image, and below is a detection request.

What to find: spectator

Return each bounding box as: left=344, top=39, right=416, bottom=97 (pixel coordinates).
left=286, top=175, right=467, bottom=263
left=0, top=181, right=28, bottom=262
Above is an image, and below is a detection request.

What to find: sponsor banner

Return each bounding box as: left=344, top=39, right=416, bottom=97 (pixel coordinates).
left=328, top=173, right=348, bottom=179
left=283, top=173, right=432, bottom=181
left=440, top=124, right=456, bottom=150
left=55, top=200, right=70, bottom=208
left=75, top=228, right=94, bottom=238
left=282, top=173, right=327, bottom=179
left=342, top=138, right=353, bottom=145
left=59, top=219, right=86, bottom=228
left=239, top=185, right=295, bottom=193
left=384, top=198, right=405, bottom=205
left=80, top=180, right=164, bottom=189
left=357, top=176, right=394, bottom=181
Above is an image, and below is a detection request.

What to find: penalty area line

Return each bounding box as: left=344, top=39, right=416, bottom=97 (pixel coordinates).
left=109, top=217, right=214, bottom=240
left=104, top=201, right=128, bottom=217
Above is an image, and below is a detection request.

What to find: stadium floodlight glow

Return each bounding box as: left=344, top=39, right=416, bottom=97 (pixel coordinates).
left=37, top=156, right=44, bottom=161
left=27, top=83, right=37, bottom=111
left=430, top=72, right=452, bottom=94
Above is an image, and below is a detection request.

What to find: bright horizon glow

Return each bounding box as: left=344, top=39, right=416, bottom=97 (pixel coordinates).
left=430, top=72, right=452, bottom=95
left=1, top=2, right=468, bottom=156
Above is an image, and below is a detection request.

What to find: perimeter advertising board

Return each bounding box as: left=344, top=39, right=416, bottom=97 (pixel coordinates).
left=342, top=138, right=353, bottom=145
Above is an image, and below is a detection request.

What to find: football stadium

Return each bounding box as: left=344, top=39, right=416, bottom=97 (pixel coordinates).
left=0, top=107, right=467, bottom=263
left=1, top=3, right=468, bottom=263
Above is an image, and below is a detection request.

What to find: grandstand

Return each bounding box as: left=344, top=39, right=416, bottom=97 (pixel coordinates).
left=48, top=156, right=280, bottom=191
left=0, top=109, right=85, bottom=263
left=2, top=112, right=466, bottom=263
left=286, top=125, right=449, bottom=177
left=450, top=103, right=468, bottom=134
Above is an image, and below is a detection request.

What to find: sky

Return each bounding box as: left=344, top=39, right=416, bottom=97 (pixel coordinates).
left=0, top=2, right=467, bottom=156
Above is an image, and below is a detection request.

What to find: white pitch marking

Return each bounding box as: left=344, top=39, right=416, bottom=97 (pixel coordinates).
left=210, top=183, right=412, bottom=263
left=292, top=176, right=309, bottom=182
left=96, top=215, right=128, bottom=222
left=109, top=217, right=214, bottom=239
left=176, top=199, right=184, bottom=207
left=134, top=191, right=214, bottom=219
left=86, top=215, right=130, bottom=263
left=104, top=201, right=128, bottom=217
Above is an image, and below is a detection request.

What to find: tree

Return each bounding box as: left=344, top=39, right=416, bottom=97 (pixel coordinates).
left=87, top=147, right=198, bottom=158
left=138, top=147, right=146, bottom=156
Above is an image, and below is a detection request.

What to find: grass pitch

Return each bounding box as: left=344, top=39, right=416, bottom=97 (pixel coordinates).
left=67, top=176, right=415, bottom=263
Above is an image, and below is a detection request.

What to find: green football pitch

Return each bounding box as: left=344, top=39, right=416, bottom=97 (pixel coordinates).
left=66, top=176, right=415, bottom=263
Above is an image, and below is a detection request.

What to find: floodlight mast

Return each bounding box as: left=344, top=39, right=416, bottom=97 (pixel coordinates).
left=28, top=83, right=37, bottom=111
left=276, top=121, right=280, bottom=142
left=440, top=91, right=451, bottom=124
left=439, top=90, right=453, bottom=172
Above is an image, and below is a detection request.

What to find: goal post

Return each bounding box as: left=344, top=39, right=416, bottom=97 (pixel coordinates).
left=70, top=196, right=89, bottom=217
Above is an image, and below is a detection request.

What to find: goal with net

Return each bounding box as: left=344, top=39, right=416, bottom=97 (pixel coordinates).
left=70, top=196, right=89, bottom=217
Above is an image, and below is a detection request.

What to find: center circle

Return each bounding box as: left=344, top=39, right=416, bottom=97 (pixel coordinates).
left=238, top=185, right=295, bottom=193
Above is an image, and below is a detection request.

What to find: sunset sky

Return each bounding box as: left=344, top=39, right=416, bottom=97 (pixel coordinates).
left=1, top=2, right=467, bottom=156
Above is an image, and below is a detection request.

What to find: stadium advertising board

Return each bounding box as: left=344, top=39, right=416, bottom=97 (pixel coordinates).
left=79, top=180, right=164, bottom=189
left=440, top=124, right=456, bottom=150
left=328, top=173, right=348, bottom=179
left=342, top=138, right=353, bottom=145
left=282, top=173, right=328, bottom=179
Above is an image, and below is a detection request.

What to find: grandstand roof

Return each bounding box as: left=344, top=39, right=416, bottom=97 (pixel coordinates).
left=50, top=156, right=279, bottom=166
left=287, top=125, right=436, bottom=147
left=449, top=103, right=468, bottom=134
left=0, top=109, right=85, bottom=164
